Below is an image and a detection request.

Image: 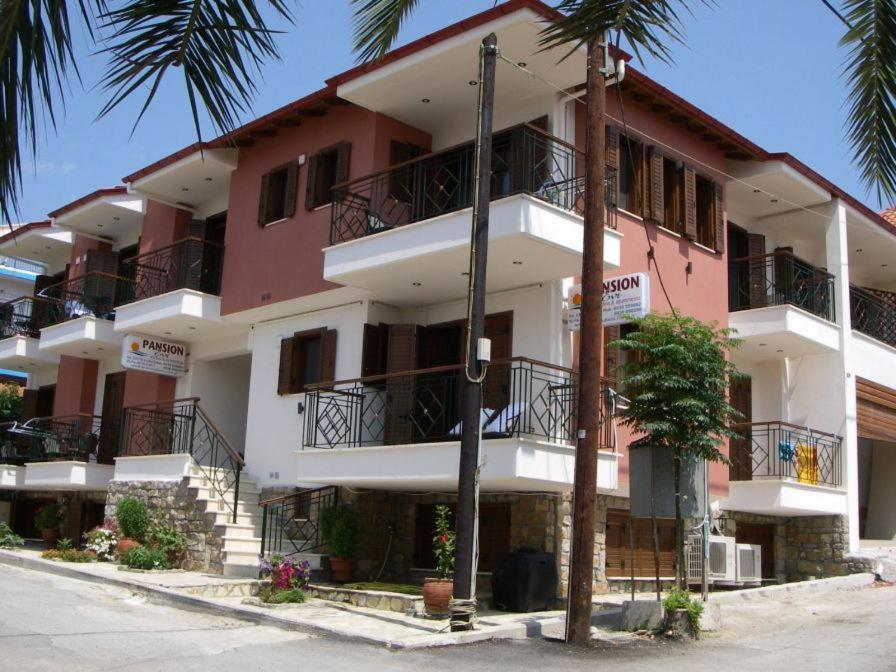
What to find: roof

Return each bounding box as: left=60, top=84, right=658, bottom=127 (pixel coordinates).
left=0, top=220, right=51, bottom=246
left=880, top=208, right=896, bottom=227
left=47, top=187, right=128, bottom=219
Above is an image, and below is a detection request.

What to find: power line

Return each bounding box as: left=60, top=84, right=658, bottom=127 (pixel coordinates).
left=820, top=0, right=854, bottom=31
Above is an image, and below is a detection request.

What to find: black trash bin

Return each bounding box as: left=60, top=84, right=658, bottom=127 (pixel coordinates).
left=491, top=550, right=558, bottom=612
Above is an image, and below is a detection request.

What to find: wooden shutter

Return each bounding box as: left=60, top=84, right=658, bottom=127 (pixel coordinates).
left=713, top=181, right=725, bottom=253
left=649, top=148, right=664, bottom=225
left=857, top=378, right=896, bottom=442
left=729, top=376, right=753, bottom=481
left=283, top=162, right=299, bottom=219
left=304, top=154, right=319, bottom=211
left=483, top=312, right=513, bottom=412
left=258, top=172, right=272, bottom=224
left=683, top=166, right=697, bottom=240
left=747, top=233, right=767, bottom=308
left=320, top=329, right=338, bottom=384
left=20, top=389, right=38, bottom=420
left=384, top=324, right=418, bottom=445
left=277, top=336, right=296, bottom=395
left=605, top=126, right=620, bottom=206
left=85, top=249, right=119, bottom=274
left=335, top=142, right=352, bottom=185
left=603, top=325, right=622, bottom=387
left=362, top=323, right=389, bottom=378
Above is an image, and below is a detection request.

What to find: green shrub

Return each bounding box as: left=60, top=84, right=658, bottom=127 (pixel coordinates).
left=122, top=545, right=168, bottom=570
left=319, top=505, right=358, bottom=558
left=663, top=586, right=704, bottom=635
left=146, top=519, right=186, bottom=566
left=34, top=502, right=63, bottom=532
left=116, top=498, right=148, bottom=541
left=42, top=547, right=95, bottom=563
left=0, top=522, right=24, bottom=549
left=265, top=587, right=306, bottom=604
left=56, top=537, right=73, bottom=551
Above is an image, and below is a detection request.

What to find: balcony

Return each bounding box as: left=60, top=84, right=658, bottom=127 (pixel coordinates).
left=113, top=237, right=226, bottom=340
left=0, top=415, right=116, bottom=491
left=728, top=250, right=840, bottom=361
left=723, top=421, right=846, bottom=516
left=295, top=358, right=619, bottom=492
left=323, top=124, right=622, bottom=306
left=0, top=297, right=62, bottom=371
left=850, top=285, right=896, bottom=350
left=37, top=272, right=125, bottom=358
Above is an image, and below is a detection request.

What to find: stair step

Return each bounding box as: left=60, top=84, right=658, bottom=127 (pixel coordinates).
left=216, top=522, right=262, bottom=539
left=213, top=510, right=261, bottom=526
left=188, top=482, right=262, bottom=499
left=222, top=536, right=262, bottom=554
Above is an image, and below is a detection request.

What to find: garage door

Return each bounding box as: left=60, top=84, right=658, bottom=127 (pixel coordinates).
left=857, top=378, right=896, bottom=442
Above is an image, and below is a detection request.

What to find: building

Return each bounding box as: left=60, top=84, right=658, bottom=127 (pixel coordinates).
left=0, top=0, right=893, bottom=589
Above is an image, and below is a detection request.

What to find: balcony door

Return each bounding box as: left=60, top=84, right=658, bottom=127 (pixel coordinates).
left=729, top=376, right=753, bottom=481
left=199, top=212, right=226, bottom=294
left=98, top=372, right=126, bottom=464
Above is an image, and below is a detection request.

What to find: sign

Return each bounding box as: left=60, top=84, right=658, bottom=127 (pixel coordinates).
left=121, top=334, right=187, bottom=378
left=567, top=272, right=650, bottom=331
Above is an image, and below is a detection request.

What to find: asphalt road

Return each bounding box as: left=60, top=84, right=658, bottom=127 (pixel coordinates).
left=2, top=564, right=895, bottom=672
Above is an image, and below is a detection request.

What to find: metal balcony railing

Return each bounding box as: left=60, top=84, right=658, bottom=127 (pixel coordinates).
left=729, top=421, right=842, bottom=487
left=0, top=296, right=62, bottom=338
left=260, top=486, right=338, bottom=558
left=330, top=123, right=617, bottom=245
left=729, top=250, right=835, bottom=322
left=0, top=414, right=117, bottom=465
left=303, top=357, right=614, bottom=451
left=38, top=271, right=127, bottom=325
left=119, top=398, right=244, bottom=522
left=850, top=285, right=896, bottom=348
left=117, top=237, right=225, bottom=306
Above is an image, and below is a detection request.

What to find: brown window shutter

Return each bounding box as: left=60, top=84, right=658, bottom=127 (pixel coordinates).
left=20, top=389, right=39, bottom=420
left=277, top=336, right=296, bottom=395
left=683, top=166, right=697, bottom=240
left=362, top=323, right=389, bottom=378
left=85, top=249, right=119, bottom=274
left=649, top=148, right=664, bottom=225
left=747, top=233, right=767, bottom=308
left=606, top=126, right=620, bottom=206
left=335, top=142, right=352, bottom=185
left=713, top=181, right=725, bottom=253
left=283, top=162, right=299, bottom=219
left=258, top=172, right=272, bottom=225
left=603, top=325, right=622, bottom=387
left=304, top=154, right=319, bottom=211
left=320, top=329, right=338, bottom=383
left=385, top=323, right=418, bottom=445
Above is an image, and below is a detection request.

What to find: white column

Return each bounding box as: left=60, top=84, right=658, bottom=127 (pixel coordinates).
left=825, top=198, right=860, bottom=552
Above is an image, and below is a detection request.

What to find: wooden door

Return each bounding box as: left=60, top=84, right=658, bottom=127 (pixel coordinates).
left=384, top=324, right=418, bottom=444
left=736, top=523, right=774, bottom=579
left=729, top=376, right=753, bottom=481
left=98, top=372, right=126, bottom=464
left=605, top=510, right=677, bottom=578
left=412, top=502, right=510, bottom=572
left=482, top=312, right=513, bottom=414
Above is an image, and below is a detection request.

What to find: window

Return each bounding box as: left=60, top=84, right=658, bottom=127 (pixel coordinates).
left=662, top=157, right=683, bottom=234
left=277, top=328, right=337, bottom=395
left=257, top=163, right=298, bottom=226
left=305, top=142, right=351, bottom=210
left=618, top=135, right=644, bottom=216
left=695, top=174, right=716, bottom=248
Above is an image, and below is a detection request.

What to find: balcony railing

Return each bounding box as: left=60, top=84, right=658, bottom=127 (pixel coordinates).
left=729, top=250, right=835, bottom=322
left=0, top=296, right=62, bottom=338
left=729, top=421, right=842, bottom=487
left=119, top=398, right=244, bottom=521
left=330, top=123, right=617, bottom=245
left=0, top=414, right=117, bottom=465
left=303, top=357, right=614, bottom=451
left=117, top=237, right=225, bottom=306
left=850, top=285, right=896, bottom=348
left=38, top=271, right=127, bottom=325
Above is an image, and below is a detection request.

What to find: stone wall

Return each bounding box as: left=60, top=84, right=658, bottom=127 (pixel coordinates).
left=105, top=480, right=225, bottom=573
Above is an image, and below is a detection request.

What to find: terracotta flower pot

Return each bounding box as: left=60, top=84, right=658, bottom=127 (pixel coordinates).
left=117, top=538, right=141, bottom=558
left=41, top=528, right=59, bottom=549
left=422, top=577, right=453, bottom=616
left=329, top=556, right=353, bottom=583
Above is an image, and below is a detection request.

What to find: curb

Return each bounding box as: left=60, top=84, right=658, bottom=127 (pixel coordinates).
left=709, top=572, right=877, bottom=603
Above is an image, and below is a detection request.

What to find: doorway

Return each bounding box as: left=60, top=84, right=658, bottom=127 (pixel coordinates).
left=99, top=372, right=126, bottom=464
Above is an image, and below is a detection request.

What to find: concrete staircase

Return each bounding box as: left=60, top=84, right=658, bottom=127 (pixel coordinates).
left=186, top=465, right=264, bottom=577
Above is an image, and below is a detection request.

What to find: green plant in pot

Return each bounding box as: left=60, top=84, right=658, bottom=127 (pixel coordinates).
left=34, top=502, right=63, bottom=548
left=115, top=497, right=148, bottom=558
left=319, top=504, right=357, bottom=583
left=422, top=504, right=455, bottom=617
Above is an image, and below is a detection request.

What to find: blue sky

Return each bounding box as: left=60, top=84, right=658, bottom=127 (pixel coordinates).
left=14, top=0, right=878, bottom=223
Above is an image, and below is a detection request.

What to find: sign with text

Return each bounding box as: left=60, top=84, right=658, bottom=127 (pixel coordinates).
left=567, top=272, right=650, bottom=331
left=121, top=334, right=187, bottom=378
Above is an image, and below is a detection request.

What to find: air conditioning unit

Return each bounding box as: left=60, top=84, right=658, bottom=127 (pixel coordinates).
left=686, top=534, right=736, bottom=584
left=736, top=543, right=762, bottom=585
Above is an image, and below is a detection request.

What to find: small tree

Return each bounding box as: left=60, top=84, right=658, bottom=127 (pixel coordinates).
left=612, top=313, right=742, bottom=589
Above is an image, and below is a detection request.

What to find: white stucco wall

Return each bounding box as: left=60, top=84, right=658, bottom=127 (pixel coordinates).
left=185, top=354, right=252, bottom=453
left=862, top=438, right=896, bottom=540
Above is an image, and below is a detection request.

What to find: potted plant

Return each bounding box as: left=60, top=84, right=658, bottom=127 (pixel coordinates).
left=34, top=502, right=63, bottom=548
left=422, top=504, right=455, bottom=617
left=319, top=504, right=358, bottom=583
left=115, top=497, right=148, bottom=557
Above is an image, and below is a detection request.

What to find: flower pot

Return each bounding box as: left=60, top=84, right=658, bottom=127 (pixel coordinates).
left=422, top=577, right=453, bottom=616
left=329, top=556, right=353, bottom=583
left=117, top=538, right=141, bottom=558
left=41, top=528, right=59, bottom=549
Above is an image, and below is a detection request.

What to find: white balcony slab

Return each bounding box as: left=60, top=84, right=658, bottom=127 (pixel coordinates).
left=729, top=304, right=840, bottom=362
left=38, top=315, right=123, bottom=358
left=0, top=465, right=25, bottom=489
left=0, top=335, right=60, bottom=372
left=323, top=194, right=622, bottom=306
left=113, top=454, right=193, bottom=482
left=113, top=289, right=224, bottom=341
left=850, top=331, right=896, bottom=391
left=294, top=437, right=618, bottom=493
left=722, top=479, right=847, bottom=517
left=23, top=461, right=114, bottom=491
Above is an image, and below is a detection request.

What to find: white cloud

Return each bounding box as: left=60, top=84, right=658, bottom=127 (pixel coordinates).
left=29, top=161, right=77, bottom=176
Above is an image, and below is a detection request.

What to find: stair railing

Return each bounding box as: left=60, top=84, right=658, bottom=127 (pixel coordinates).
left=260, top=486, right=338, bottom=558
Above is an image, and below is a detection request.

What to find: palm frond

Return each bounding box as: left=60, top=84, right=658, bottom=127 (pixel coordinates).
left=96, top=0, right=294, bottom=143
left=350, top=0, right=421, bottom=63
left=840, top=0, right=896, bottom=203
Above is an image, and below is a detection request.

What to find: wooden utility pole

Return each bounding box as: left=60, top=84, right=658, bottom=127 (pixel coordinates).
left=565, top=34, right=607, bottom=645
left=452, top=32, right=497, bottom=632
